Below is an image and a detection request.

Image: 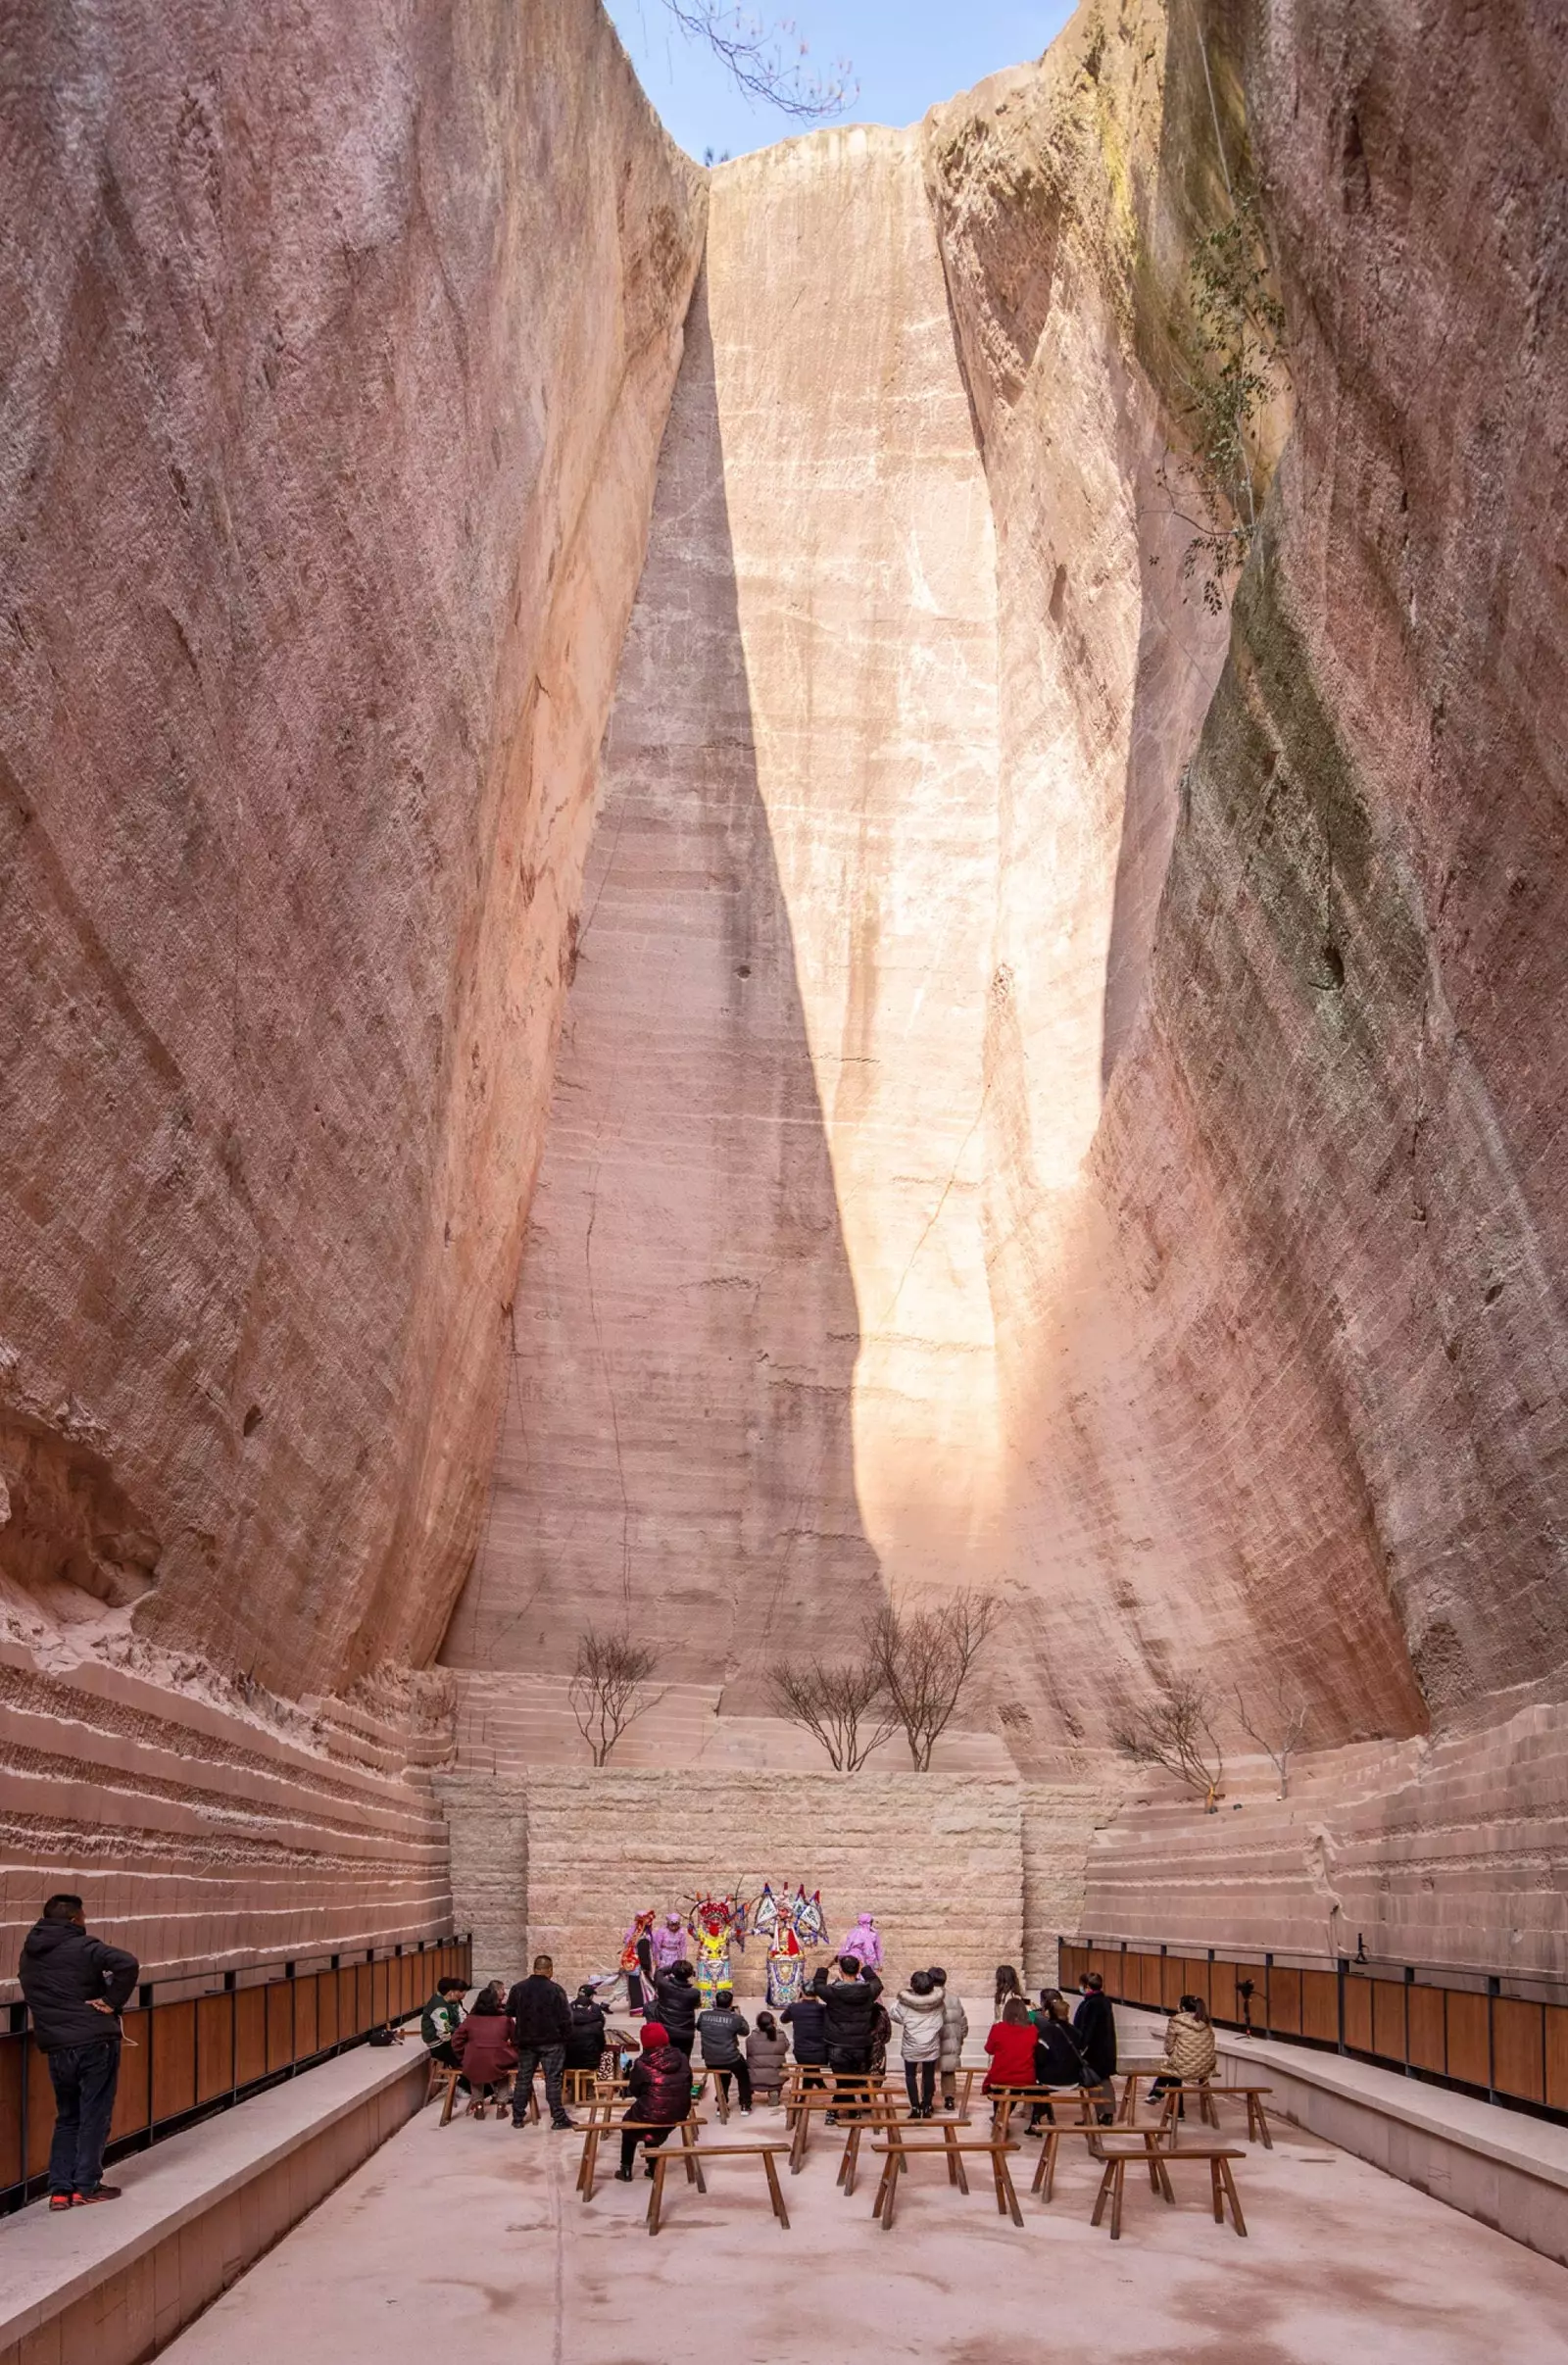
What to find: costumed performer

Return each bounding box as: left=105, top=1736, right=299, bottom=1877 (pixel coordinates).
left=841, top=1910, right=883, bottom=1972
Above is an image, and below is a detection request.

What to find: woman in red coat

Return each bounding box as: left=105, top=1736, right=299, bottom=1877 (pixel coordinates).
left=983, top=1996, right=1039, bottom=2122
left=450, top=1984, right=518, bottom=2116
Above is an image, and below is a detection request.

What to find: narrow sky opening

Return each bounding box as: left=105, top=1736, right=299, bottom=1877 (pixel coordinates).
left=605, top=1, right=1078, bottom=162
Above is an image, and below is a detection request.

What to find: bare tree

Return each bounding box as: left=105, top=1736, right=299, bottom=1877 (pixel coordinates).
left=767, top=1654, right=898, bottom=1772
left=867, top=1594, right=1004, bottom=1772
left=661, top=2, right=856, bottom=121
left=1234, top=1673, right=1309, bottom=1798
left=568, top=1628, right=665, bottom=1767
left=1113, top=1679, right=1226, bottom=1811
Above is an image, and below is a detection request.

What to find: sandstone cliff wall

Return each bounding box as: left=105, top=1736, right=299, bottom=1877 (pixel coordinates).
left=1, top=0, right=702, bottom=1969
left=0, top=0, right=703, bottom=1702
left=450, top=0, right=1568, bottom=1971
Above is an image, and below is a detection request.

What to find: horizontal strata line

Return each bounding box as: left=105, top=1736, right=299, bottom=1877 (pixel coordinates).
left=0, top=1815, right=449, bottom=1875
left=0, top=1669, right=426, bottom=1808
left=0, top=1746, right=442, bottom=1845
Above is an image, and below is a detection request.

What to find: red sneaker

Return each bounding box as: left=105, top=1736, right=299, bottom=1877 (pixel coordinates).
left=48, top=2194, right=73, bottom=2211
left=72, top=2185, right=122, bottom=2204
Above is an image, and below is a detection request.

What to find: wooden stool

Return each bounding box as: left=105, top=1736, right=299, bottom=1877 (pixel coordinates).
left=1092, top=2142, right=1248, bottom=2240
left=647, top=2142, right=793, bottom=2234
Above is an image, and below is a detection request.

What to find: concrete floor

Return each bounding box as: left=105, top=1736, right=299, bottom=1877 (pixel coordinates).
left=161, top=2083, right=1568, bottom=2364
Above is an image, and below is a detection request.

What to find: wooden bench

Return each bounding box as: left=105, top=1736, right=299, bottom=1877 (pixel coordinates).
left=835, top=2109, right=972, bottom=2197
left=868, top=2135, right=1024, bottom=2229
left=577, top=2113, right=707, bottom=2202
left=990, top=2085, right=1101, bottom=2137
left=1118, top=2076, right=1274, bottom=2147
left=783, top=2083, right=900, bottom=2172
left=646, top=2142, right=793, bottom=2234
left=432, top=2065, right=537, bottom=2126
left=1091, top=2141, right=1248, bottom=2240
left=1027, top=2111, right=1177, bottom=2203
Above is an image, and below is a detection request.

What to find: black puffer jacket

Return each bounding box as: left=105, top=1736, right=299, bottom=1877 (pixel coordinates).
left=780, top=1995, right=828, bottom=2064
left=628, top=2043, right=691, bottom=2126
left=18, top=1919, right=139, bottom=2052
left=813, top=1967, right=883, bottom=2052
left=1073, top=1991, right=1117, bottom=2080
left=505, top=1974, right=570, bottom=2047
left=655, top=1968, right=699, bottom=2040
left=1034, top=2018, right=1087, bottom=2088
left=564, top=2000, right=608, bottom=2072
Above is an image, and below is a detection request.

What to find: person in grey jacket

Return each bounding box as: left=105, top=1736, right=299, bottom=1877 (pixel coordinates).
left=929, top=1965, right=968, bottom=2110
left=746, top=2010, right=789, bottom=2101
left=696, top=1989, right=752, bottom=2113
left=890, top=1970, right=946, bottom=2117
left=18, top=1895, right=139, bottom=2207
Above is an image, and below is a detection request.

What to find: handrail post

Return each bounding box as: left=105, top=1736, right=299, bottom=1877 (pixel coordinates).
left=1487, top=1975, right=1499, bottom=2104
left=1337, top=1955, right=1348, bottom=2054
left=1403, top=1965, right=1415, bottom=2079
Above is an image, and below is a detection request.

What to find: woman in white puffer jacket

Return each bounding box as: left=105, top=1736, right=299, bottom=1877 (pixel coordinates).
left=890, top=1969, right=947, bottom=2118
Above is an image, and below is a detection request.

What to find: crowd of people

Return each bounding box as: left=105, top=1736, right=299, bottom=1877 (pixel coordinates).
left=418, top=1946, right=1216, bottom=2179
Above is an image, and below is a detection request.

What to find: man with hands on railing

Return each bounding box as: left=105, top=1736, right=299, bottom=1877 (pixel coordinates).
left=18, top=1893, right=139, bottom=2210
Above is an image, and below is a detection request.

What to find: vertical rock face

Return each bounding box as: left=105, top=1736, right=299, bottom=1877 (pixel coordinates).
left=443, top=125, right=1004, bottom=1686
left=0, top=0, right=702, bottom=1973
left=0, top=0, right=703, bottom=1699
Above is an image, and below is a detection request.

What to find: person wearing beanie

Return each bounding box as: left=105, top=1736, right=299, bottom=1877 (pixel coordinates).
left=616, top=2021, right=690, bottom=2180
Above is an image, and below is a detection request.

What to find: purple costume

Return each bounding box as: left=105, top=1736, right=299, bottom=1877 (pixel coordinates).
left=651, top=1914, right=689, bottom=1973
left=841, top=1913, right=882, bottom=1972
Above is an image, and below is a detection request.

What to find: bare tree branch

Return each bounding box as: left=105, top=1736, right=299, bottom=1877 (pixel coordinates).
left=1234, top=1673, right=1308, bottom=1798
left=567, top=1627, right=665, bottom=1766
left=1114, top=1678, right=1226, bottom=1810
left=661, top=1, right=857, bottom=121
left=866, top=1594, right=1004, bottom=1772
left=767, top=1653, right=898, bottom=1771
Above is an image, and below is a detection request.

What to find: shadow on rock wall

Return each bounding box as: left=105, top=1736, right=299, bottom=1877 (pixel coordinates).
left=441, top=272, right=883, bottom=1700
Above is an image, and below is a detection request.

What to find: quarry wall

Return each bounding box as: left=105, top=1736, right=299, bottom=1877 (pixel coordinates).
left=0, top=0, right=703, bottom=1969
left=3, top=0, right=1564, bottom=1986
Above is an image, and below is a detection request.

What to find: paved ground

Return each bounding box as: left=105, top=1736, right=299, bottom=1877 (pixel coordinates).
left=163, top=2080, right=1568, bottom=2364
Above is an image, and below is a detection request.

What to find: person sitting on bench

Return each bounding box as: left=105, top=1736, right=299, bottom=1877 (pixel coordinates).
left=1026, top=1991, right=1089, bottom=2132
left=615, top=2021, right=690, bottom=2180
left=449, top=1983, right=517, bottom=2115
left=983, top=1996, right=1038, bottom=2124
left=420, top=1976, right=469, bottom=2071
left=1150, top=1994, right=1217, bottom=2101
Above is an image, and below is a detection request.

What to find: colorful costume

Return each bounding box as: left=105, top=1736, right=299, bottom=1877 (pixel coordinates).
left=688, top=1895, right=744, bottom=2010
left=618, top=1909, right=656, bottom=2013
left=650, top=1913, right=689, bottom=1974
left=766, top=1911, right=807, bottom=2008
left=841, top=1911, right=882, bottom=1972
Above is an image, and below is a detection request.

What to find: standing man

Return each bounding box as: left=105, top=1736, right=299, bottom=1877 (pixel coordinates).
left=813, top=1952, right=883, bottom=2124
left=1072, top=1970, right=1118, bottom=2124
left=18, top=1894, right=139, bottom=2209
left=506, top=1953, right=575, bottom=2130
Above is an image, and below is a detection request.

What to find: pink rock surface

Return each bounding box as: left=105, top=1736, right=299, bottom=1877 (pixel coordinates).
left=0, top=0, right=703, bottom=1702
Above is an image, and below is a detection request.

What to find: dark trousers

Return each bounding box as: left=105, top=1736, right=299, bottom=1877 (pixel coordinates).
left=904, top=2059, right=936, bottom=2112
left=797, top=2063, right=826, bottom=2089
left=620, top=2123, right=673, bottom=2173
left=46, top=2040, right=121, bottom=2196
left=714, top=2060, right=753, bottom=2110
left=627, top=1972, right=645, bottom=2012
left=512, top=2044, right=567, bottom=2123
left=667, top=2031, right=695, bottom=2061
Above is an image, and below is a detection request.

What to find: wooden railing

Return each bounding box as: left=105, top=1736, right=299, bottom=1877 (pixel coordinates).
left=1058, top=1937, right=1568, bottom=2123
left=1, top=1932, right=471, bottom=2213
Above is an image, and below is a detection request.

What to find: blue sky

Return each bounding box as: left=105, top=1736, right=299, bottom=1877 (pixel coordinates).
left=605, top=1, right=1078, bottom=162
